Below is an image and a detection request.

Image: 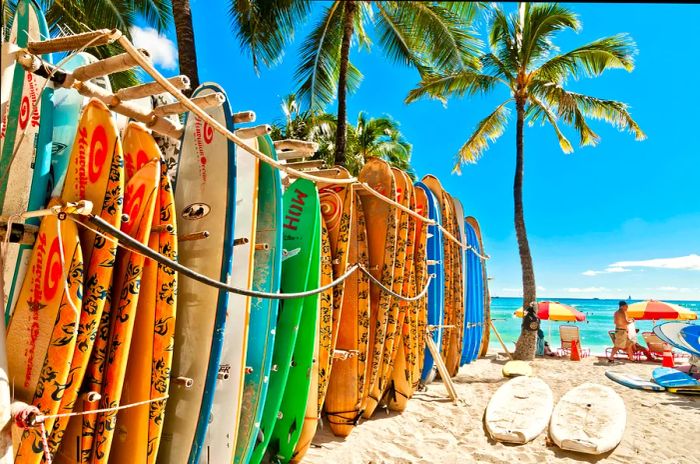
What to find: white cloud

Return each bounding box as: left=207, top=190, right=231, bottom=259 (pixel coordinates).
left=658, top=286, right=679, bottom=291
left=610, top=254, right=700, bottom=271
left=130, top=26, right=178, bottom=70
left=566, top=286, right=609, bottom=293
left=537, top=285, right=546, bottom=291
left=582, top=266, right=630, bottom=276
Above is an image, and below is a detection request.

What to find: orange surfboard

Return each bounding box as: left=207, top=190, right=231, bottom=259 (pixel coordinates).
left=411, top=187, right=429, bottom=389
left=7, top=198, right=83, bottom=463
left=51, top=98, right=124, bottom=460
left=110, top=123, right=177, bottom=464
left=358, top=158, right=397, bottom=418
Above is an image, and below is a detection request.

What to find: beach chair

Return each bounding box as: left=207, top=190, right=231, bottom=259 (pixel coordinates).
left=605, top=330, right=642, bottom=361
left=557, top=325, right=590, bottom=358
left=642, top=331, right=687, bottom=359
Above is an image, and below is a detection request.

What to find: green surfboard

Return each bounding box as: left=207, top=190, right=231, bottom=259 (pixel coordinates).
left=250, top=178, right=320, bottom=464
left=267, top=202, right=321, bottom=462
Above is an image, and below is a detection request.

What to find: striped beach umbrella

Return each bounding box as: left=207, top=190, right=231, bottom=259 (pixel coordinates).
left=626, top=300, right=698, bottom=321
left=514, top=301, right=586, bottom=322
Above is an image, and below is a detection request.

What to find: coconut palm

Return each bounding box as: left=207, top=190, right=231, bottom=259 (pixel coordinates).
left=406, top=3, right=645, bottom=359
left=171, top=0, right=198, bottom=95
left=229, top=1, right=482, bottom=166
left=2, top=0, right=173, bottom=89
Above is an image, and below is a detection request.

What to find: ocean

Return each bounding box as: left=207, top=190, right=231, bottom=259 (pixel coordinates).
left=487, top=297, right=700, bottom=355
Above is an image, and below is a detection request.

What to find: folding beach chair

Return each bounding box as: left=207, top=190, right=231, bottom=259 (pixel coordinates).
left=605, top=330, right=642, bottom=361
left=642, top=331, right=687, bottom=359
left=557, top=325, right=590, bottom=358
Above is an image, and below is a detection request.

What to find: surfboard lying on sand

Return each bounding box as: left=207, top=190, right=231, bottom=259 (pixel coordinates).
left=550, top=383, right=626, bottom=455
left=485, top=376, right=553, bottom=444
left=652, top=367, right=700, bottom=389
left=502, top=360, right=532, bottom=378
left=605, top=371, right=665, bottom=391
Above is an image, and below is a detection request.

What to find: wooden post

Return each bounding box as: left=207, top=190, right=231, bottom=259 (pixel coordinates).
left=490, top=320, right=513, bottom=360
left=424, top=330, right=459, bottom=403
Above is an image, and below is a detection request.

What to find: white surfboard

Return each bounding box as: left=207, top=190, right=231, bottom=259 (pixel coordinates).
left=550, top=383, right=626, bottom=455
left=199, top=133, right=259, bottom=462
left=485, top=376, right=553, bottom=444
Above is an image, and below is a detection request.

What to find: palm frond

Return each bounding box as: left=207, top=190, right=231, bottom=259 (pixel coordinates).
left=520, top=2, right=580, bottom=68
left=405, top=69, right=500, bottom=104
left=294, top=2, right=345, bottom=111
left=228, top=0, right=311, bottom=72
left=354, top=1, right=372, bottom=50
left=487, top=5, right=520, bottom=73
left=527, top=96, right=573, bottom=153
left=534, top=34, right=637, bottom=83
left=134, top=0, right=172, bottom=32
left=454, top=99, right=512, bottom=172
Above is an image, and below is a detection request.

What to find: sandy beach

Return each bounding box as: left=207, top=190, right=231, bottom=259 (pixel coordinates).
left=306, top=352, right=700, bottom=464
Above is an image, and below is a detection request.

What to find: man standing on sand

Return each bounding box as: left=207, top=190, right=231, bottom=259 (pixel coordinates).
left=609, top=301, right=655, bottom=362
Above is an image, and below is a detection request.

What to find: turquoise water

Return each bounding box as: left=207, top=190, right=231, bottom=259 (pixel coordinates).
left=488, top=298, right=700, bottom=355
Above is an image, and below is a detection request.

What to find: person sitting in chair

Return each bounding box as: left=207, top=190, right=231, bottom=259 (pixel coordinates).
left=537, top=328, right=558, bottom=357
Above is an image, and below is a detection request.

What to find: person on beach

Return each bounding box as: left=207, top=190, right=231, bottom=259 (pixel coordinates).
left=609, top=301, right=654, bottom=362
left=536, top=328, right=559, bottom=357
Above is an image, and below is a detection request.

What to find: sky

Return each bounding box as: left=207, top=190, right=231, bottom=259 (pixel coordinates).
left=133, top=2, right=700, bottom=301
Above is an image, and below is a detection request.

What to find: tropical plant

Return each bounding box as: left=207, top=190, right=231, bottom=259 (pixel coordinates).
left=229, top=1, right=482, bottom=166
left=171, top=0, right=198, bottom=95
left=3, top=0, right=173, bottom=90
left=271, top=95, right=414, bottom=177
left=406, top=3, right=645, bottom=359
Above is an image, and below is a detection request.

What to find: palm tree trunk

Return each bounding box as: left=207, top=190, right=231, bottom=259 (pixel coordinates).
left=172, top=0, right=199, bottom=96
left=512, top=98, right=538, bottom=361
left=333, top=0, right=356, bottom=166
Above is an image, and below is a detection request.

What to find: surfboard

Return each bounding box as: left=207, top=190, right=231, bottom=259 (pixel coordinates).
left=679, top=325, right=700, bottom=354
left=502, top=360, right=532, bottom=378
left=150, top=93, right=182, bottom=184
left=366, top=167, right=409, bottom=417
left=450, top=197, right=470, bottom=369
left=666, top=387, right=700, bottom=395
left=108, top=123, right=177, bottom=464
left=159, top=82, right=238, bottom=464
left=652, top=367, right=700, bottom=388
left=410, top=187, right=429, bottom=392
left=324, top=190, right=370, bottom=437
left=550, top=383, right=626, bottom=455
left=605, top=371, right=665, bottom=391
left=291, top=219, right=333, bottom=462
left=467, top=217, right=487, bottom=362
left=0, top=252, right=11, bottom=464
left=234, top=134, right=282, bottom=464
left=358, top=158, right=397, bottom=418
left=7, top=198, right=83, bottom=463
left=386, top=171, right=416, bottom=412
left=445, top=198, right=464, bottom=376
left=653, top=322, right=700, bottom=356
left=2, top=0, right=54, bottom=323
left=50, top=98, right=125, bottom=461
left=464, top=218, right=485, bottom=364
left=200, top=127, right=257, bottom=464
left=422, top=176, right=461, bottom=376
left=414, top=182, right=444, bottom=384
left=91, top=157, right=159, bottom=463
left=485, top=376, right=553, bottom=444
left=251, top=178, right=319, bottom=464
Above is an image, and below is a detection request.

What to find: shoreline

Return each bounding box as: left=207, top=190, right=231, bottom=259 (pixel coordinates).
left=306, top=350, right=699, bottom=464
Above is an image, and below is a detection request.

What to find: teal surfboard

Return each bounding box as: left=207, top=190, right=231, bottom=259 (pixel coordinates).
left=234, top=134, right=283, bottom=463
left=250, top=179, right=320, bottom=464
left=1, top=0, right=54, bottom=322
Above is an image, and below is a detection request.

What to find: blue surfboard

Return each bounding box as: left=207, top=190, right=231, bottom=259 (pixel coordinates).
left=605, top=371, right=665, bottom=391
left=415, top=182, right=444, bottom=383
left=466, top=217, right=486, bottom=363
left=653, top=322, right=700, bottom=357
left=652, top=367, right=700, bottom=388
left=680, top=325, right=700, bottom=354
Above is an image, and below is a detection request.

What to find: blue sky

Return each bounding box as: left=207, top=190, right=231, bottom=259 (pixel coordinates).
left=134, top=2, right=700, bottom=300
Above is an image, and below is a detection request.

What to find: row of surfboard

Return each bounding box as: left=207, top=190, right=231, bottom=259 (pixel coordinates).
left=1, top=3, right=490, bottom=463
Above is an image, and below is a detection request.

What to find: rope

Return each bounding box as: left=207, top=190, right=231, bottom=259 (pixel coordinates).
left=361, top=270, right=434, bottom=302
left=466, top=244, right=490, bottom=261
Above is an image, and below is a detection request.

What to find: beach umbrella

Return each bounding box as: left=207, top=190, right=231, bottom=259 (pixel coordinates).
left=626, top=300, right=697, bottom=321
left=514, top=301, right=586, bottom=322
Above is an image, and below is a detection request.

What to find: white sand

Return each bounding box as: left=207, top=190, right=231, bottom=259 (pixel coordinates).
left=306, top=352, right=700, bottom=463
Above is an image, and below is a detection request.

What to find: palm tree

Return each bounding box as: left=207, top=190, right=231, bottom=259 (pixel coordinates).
left=229, top=1, right=482, bottom=166
left=406, top=3, right=645, bottom=359
left=2, top=1, right=173, bottom=90
left=171, top=0, right=198, bottom=95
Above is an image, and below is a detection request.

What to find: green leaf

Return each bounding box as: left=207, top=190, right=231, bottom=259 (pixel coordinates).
left=405, top=69, right=500, bottom=104
left=454, top=99, right=512, bottom=172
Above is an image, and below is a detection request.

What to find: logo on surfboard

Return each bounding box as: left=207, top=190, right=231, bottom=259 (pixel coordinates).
left=182, top=202, right=211, bottom=220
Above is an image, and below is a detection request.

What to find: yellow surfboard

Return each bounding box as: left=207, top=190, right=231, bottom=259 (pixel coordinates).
left=411, top=189, right=429, bottom=390
left=7, top=198, right=83, bottom=463
left=110, top=123, right=177, bottom=464
left=325, top=191, right=370, bottom=437
left=51, top=98, right=124, bottom=460
left=90, top=157, right=159, bottom=463
left=358, top=158, right=397, bottom=419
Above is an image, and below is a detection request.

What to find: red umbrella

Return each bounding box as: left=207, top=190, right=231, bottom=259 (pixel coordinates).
left=626, top=300, right=697, bottom=321
left=515, top=301, right=586, bottom=322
